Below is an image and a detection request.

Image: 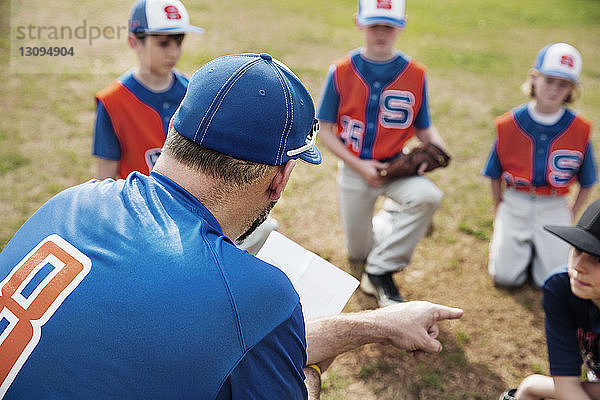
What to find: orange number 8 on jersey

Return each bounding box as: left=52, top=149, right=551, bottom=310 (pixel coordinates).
left=0, top=235, right=91, bottom=397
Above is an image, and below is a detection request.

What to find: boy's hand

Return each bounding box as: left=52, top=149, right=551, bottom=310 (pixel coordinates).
left=355, top=159, right=389, bottom=187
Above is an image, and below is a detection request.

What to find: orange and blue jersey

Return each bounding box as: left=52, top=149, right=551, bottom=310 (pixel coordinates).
left=482, top=104, right=597, bottom=195
left=93, top=70, right=189, bottom=178
left=317, top=49, right=431, bottom=161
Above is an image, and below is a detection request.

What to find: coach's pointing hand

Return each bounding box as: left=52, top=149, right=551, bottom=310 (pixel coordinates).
left=373, top=301, right=463, bottom=355
left=305, top=301, right=463, bottom=366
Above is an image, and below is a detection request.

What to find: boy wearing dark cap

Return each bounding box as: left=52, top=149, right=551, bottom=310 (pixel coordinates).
left=501, top=198, right=600, bottom=400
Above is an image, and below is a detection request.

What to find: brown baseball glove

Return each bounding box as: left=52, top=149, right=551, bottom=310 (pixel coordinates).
left=379, top=143, right=451, bottom=179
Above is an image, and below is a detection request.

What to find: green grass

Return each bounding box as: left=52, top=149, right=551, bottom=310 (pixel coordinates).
left=420, top=372, right=444, bottom=390
left=321, top=371, right=350, bottom=397
left=358, top=361, right=382, bottom=379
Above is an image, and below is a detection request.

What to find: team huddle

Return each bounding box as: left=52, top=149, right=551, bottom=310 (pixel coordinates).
left=1, top=0, right=599, bottom=399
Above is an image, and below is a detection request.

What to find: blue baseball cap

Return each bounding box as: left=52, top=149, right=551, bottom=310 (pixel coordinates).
left=533, top=43, right=582, bottom=84
left=172, top=53, right=322, bottom=166
left=129, top=0, right=204, bottom=34
left=356, top=0, right=406, bottom=28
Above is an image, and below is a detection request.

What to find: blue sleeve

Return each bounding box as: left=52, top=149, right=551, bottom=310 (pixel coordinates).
left=215, top=303, right=308, bottom=400
left=413, top=78, right=431, bottom=129
left=578, top=141, right=598, bottom=187
left=543, top=273, right=583, bottom=376
left=92, top=101, right=121, bottom=161
left=316, top=65, right=340, bottom=123
left=482, top=140, right=503, bottom=179
left=173, top=69, right=190, bottom=88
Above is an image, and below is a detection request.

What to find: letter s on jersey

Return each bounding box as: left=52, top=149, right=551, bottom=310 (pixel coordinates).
left=379, top=90, right=415, bottom=129
left=548, top=149, right=583, bottom=187
left=0, top=235, right=91, bottom=397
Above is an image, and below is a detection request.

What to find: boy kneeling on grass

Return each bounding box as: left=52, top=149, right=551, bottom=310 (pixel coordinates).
left=482, top=43, right=596, bottom=290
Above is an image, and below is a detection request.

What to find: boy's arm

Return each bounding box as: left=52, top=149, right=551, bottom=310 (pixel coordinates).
left=97, top=159, right=119, bottom=180
left=319, top=121, right=388, bottom=187
left=515, top=374, right=556, bottom=399
left=490, top=179, right=503, bottom=214
left=571, top=186, right=594, bottom=222
left=554, top=376, right=599, bottom=400
left=414, top=125, right=446, bottom=149
left=93, top=102, right=121, bottom=179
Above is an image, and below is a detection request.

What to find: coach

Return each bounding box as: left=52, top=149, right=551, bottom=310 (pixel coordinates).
left=0, top=53, right=462, bottom=399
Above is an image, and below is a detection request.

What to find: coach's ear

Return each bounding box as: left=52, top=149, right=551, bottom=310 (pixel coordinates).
left=268, top=160, right=296, bottom=201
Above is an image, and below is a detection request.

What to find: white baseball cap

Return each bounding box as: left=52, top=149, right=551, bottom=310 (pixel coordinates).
left=533, top=43, right=582, bottom=84
left=356, top=0, right=406, bottom=28
left=129, top=0, right=204, bottom=34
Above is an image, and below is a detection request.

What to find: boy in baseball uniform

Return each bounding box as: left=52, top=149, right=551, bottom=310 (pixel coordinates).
left=93, top=0, right=203, bottom=180
left=317, top=0, right=447, bottom=307
left=92, top=0, right=276, bottom=254
left=482, top=43, right=597, bottom=289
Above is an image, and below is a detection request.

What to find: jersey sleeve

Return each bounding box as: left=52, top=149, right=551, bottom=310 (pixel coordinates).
left=316, top=65, right=340, bottom=123
left=413, top=77, right=431, bottom=129
left=543, top=273, right=583, bottom=377
left=577, top=141, right=598, bottom=188
left=214, top=302, right=308, bottom=400
left=92, top=101, right=121, bottom=161
left=481, top=140, right=503, bottom=179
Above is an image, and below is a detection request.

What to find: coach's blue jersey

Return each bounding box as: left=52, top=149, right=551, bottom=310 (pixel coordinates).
left=0, top=172, right=307, bottom=399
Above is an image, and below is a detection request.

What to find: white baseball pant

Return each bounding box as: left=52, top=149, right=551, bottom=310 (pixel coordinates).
left=337, top=161, right=443, bottom=275
left=489, top=188, right=571, bottom=288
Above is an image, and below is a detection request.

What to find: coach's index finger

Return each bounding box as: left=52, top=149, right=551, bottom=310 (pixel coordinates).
left=431, top=305, right=464, bottom=321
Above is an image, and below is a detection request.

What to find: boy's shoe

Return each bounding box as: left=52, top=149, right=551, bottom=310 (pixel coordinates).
left=360, top=272, right=405, bottom=307
left=498, top=388, right=517, bottom=400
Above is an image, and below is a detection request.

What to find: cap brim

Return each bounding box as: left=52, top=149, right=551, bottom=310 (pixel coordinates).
left=544, top=225, right=600, bottom=257
left=536, top=69, right=579, bottom=84
left=145, top=26, right=205, bottom=34
left=356, top=16, right=406, bottom=28
left=298, top=145, right=322, bottom=165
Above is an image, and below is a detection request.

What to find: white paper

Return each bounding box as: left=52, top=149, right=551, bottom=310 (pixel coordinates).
left=256, top=231, right=359, bottom=320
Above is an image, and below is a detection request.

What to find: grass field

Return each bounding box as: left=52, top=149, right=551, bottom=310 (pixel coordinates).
left=2, top=0, right=600, bottom=399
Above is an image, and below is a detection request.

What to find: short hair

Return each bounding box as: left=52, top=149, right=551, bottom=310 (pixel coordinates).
left=521, top=69, right=581, bottom=104
left=132, top=32, right=185, bottom=45
left=162, top=126, right=274, bottom=186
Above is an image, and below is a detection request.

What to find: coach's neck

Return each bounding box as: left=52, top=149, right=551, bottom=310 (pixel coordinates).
left=153, top=154, right=294, bottom=240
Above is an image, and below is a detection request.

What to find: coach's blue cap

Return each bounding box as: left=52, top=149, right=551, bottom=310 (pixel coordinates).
left=129, top=0, right=204, bottom=34
left=356, top=0, right=406, bottom=28
left=172, top=53, right=322, bottom=166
